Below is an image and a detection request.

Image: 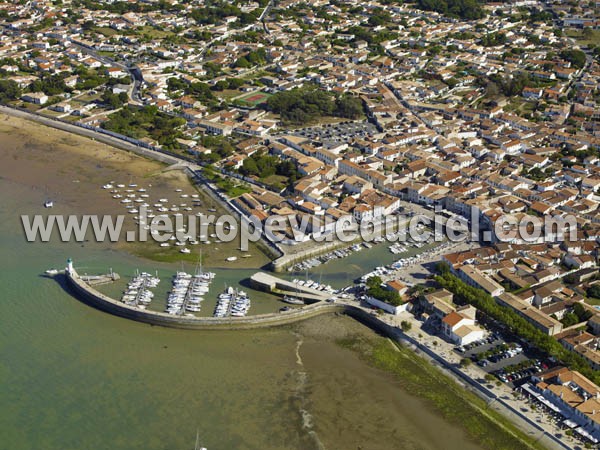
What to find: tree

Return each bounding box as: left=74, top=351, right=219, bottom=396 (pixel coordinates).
left=481, top=32, right=507, bottom=47
left=240, top=157, right=259, bottom=176
left=587, top=284, right=600, bottom=299
left=560, top=49, right=586, bottom=69
left=335, top=95, right=363, bottom=119
left=213, top=80, right=229, bottom=91
left=400, top=320, right=412, bottom=332
left=416, top=0, right=485, bottom=20
left=101, top=90, right=125, bottom=109
left=366, top=276, right=402, bottom=306
left=573, top=303, right=592, bottom=322
left=0, top=80, right=22, bottom=103
left=267, top=86, right=360, bottom=125
left=561, top=312, right=579, bottom=327
left=234, top=57, right=251, bottom=68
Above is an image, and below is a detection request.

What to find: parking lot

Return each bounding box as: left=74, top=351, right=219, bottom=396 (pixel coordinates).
left=454, top=332, right=550, bottom=389
left=291, top=121, right=379, bottom=148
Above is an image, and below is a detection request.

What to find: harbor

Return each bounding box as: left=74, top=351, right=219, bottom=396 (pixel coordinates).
left=63, top=258, right=343, bottom=330
left=2, top=110, right=540, bottom=450
left=165, top=269, right=215, bottom=315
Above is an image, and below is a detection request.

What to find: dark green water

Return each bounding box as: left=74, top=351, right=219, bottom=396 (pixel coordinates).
left=0, top=175, right=484, bottom=450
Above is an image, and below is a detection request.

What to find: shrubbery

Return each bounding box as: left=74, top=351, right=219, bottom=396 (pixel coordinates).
left=366, top=276, right=403, bottom=307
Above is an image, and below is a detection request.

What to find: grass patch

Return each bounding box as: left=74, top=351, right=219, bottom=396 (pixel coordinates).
left=92, top=26, right=118, bottom=37
left=585, top=296, right=600, bottom=306
left=565, top=29, right=600, bottom=47
left=337, top=334, right=546, bottom=450
left=261, top=174, right=287, bottom=190
left=136, top=25, right=174, bottom=39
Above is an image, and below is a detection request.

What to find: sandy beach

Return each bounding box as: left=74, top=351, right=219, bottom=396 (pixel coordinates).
left=0, top=113, right=270, bottom=269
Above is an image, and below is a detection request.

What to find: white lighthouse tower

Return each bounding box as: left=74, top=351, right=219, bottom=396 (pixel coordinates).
left=66, top=257, right=73, bottom=274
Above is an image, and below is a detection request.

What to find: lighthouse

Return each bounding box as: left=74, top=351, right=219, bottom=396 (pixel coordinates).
left=66, top=257, right=73, bottom=274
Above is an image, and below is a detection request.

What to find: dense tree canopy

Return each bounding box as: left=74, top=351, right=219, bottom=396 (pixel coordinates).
left=239, top=151, right=298, bottom=187
left=0, top=80, right=22, bottom=103
left=560, top=49, right=587, bottom=69
left=416, top=0, right=485, bottom=20
left=189, top=1, right=260, bottom=25
left=101, top=90, right=128, bottom=109
left=167, top=77, right=217, bottom=107
left=267, top=86, right=363, bottom=125
left=102, top=105, right=186, bottom=148
left=586, top=284, right=600, bottom=299
left=366, top=276, right=403, bottom=306
left=29, top=74, right=69, bottom=96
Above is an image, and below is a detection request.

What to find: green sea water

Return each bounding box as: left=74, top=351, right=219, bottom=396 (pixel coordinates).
left=0, top=174, right=484, bottom=450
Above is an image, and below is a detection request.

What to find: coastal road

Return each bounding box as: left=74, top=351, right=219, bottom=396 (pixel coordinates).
left=383, top=312, right=575, bottom=450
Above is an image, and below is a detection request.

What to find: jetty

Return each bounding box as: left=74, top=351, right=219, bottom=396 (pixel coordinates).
left=81, top=271, right=120, bottom=286
left=64, top=258, right=344, bottom=330
left=249, top=272, right=330, bottom=303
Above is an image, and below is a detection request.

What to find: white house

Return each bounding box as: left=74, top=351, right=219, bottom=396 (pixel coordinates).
left=22, top=92, right=48, bottom=105
left=441, top=311, right=485, bottom=346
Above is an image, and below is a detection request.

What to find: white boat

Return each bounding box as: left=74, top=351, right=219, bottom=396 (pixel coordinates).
left=103, top=184, right=113, bottom=189
left=226, top=256, right=237, bottom=262
left=44, top=200, right=54, bottom=208
left=45, top=268, right=59, bottom=275
left=180, top=248, right=191, bottom=254
left=160, top=243, right=170, bottom=247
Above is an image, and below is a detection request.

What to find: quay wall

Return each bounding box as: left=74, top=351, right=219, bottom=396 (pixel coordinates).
left=66, top=268, right=343, bottom=330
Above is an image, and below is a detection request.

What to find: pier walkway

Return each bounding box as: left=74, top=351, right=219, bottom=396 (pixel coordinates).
left=249, top=272, right=330, bottom=303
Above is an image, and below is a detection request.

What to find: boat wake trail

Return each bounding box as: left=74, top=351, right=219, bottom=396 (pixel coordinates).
left=291, top=334, right=326, bottom=450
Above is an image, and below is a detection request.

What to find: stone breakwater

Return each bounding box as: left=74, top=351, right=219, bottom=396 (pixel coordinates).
left=65, top=267, right=346, bottom=330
